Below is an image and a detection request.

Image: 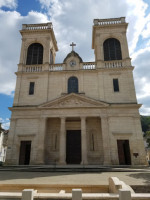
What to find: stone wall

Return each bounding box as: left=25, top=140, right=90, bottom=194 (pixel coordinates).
left=45, top=118, right=60, bottom=164
left=87, top=117, right=104, bottom=164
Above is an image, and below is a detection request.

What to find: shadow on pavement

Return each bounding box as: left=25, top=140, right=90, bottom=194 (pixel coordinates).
left=127, top=172, right=150, bottom=184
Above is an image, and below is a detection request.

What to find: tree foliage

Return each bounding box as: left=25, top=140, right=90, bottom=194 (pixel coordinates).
left=141, top=116, right=150, bottom=133
left=141, top=116, right=150, bottom=147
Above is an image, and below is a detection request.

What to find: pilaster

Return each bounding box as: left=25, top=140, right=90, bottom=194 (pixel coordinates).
left=5, top=118, right=17, bottom=165
left=59, top=117, right=66, bottom=164
left=81, top=117, right=88, bottom=164
left=36, top=117, right=47, bottom=164
left=101, top=116, right=111, bottom=165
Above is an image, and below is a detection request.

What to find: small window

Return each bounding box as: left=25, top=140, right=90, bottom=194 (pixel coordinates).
left=29, top=82, right=35, bottom=95
left=113, top=79, right=119, bottom=92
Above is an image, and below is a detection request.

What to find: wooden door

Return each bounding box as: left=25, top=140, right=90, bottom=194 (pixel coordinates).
left=19, top=141, right=31, bottom=165
left=117, top=140, right=131, bottom=165
left=66, top=130, right=81, bottom=164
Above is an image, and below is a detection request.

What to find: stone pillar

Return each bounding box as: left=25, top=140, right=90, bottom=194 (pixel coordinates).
left=22, top=189, right=34, bottom=200
left=119, top=189, right=131, bottom=200
left=36, top=117, right=47, bottom=164
left=81, top=117, right=88, bottom=165
left=59, top=117, right=66, bottom=164
left=5, top=119, right=17, bottom=165
left=101, top=116, right=111, bottom=165
left=72, top=189, right=82, bottom=200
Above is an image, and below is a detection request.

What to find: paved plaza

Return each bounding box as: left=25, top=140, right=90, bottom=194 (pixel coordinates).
left=0, top=168, right=150, bottom=186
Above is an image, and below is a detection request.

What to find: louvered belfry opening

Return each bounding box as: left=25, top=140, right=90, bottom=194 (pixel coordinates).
left=26, top=43, right=43, bottom=65
left=103, top=38, right=122, bottom=61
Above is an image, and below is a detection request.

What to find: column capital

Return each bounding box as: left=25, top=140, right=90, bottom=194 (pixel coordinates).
left=60, top=116, right=66, bottom=120
left=40, top=116, right=47, bottom=120
left=100, top=115, right=108, bottom=119
left=80, top=116, right=86, bottom=120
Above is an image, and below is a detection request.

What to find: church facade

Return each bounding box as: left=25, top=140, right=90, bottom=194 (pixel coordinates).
left=6, top=17, right=146, bottom=165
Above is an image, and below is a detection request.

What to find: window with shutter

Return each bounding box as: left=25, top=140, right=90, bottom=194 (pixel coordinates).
left=103, top=38, right=122, bottom=61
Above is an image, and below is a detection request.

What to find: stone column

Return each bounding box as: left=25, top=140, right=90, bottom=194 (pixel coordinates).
left=101, top=116, right=111, bottom=165
left=81, top=117, right=88, bottom=165
left=5, top=119, right=17, bottom=165
left=36, top=117, right=47, bottom=164
left=59, top=117, right=66, bottom=164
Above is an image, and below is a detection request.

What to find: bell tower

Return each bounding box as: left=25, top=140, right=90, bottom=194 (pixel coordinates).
left=92, top=17, right=131, bottom=68
left=13, top=23, right=58, bottom=106
left=18, top=23, right=58, bottom=68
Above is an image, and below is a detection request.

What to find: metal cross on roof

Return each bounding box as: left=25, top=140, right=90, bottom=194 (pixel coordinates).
left=70, top=42, right=76, bottom=51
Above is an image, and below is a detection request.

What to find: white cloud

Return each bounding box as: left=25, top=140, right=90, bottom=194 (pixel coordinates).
left=0, top=0, right=17, bottom=9
left=0, top=118, right=10, bottom=130
left=0, top=10, right=48, bottom=95
left=132, top=47, right=150, bottom=115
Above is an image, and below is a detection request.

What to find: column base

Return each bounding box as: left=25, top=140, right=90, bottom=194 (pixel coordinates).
left=81, top=160, right=88, bottom=165
left=103, top=161, right=111, bottom=165
left=58, top=161, right=66, bottom=165
left=33, top=161, right=45, bottom=165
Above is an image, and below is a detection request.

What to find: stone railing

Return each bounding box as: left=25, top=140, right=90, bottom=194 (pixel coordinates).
left=104, top=60, right=124, bottom=68
left=23, top=65, right=42, bottom=72
left=82, top=62, right=96, bottom=70
left=94, top=17, right=125, bottom=26
left=49, top=63, right=63, bottom=71
left=22, top=60, right=129, bottom=73
left=22, top=23, right=52, bottom=30
left=1, top=183, right=150, bottom=200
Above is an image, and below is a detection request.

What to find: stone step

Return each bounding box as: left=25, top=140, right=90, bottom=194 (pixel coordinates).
left=0, top=165, right=149, bottom=172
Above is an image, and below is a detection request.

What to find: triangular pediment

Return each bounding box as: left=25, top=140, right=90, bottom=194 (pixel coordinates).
left=39, top=93, right=109, bottom=109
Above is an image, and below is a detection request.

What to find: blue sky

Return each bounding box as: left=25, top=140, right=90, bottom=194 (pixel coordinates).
left=0, top=0, right=150, bottom=129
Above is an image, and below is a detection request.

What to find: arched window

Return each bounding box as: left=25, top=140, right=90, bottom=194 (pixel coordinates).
left=26, top=43, right=43, bottom=65
left=68, top=76, right=78, bottom=93
left=50, top=50, right=53, bottom=64
left=103, top=38, right=122, bottom=61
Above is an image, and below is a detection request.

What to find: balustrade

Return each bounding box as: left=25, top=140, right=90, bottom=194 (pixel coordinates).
left=94, top=17, right=125, bottom=26
left=104, top=60, right=123, bottom=68
left=22, top=60, right=127, bottom=73
left=82, top=62, right=96, bottom=70
left=24, top=65, right=42, bottom=72
left=49, top=64, right=63, bottom=71
left=22, top=23, right=52, bottom=30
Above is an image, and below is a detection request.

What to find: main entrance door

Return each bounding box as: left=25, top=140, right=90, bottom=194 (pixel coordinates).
left=117, top=140, right=131, bottom=165
left=19, top=141, right=31, bottom=165
left=66, top=130, right=81, bottom=164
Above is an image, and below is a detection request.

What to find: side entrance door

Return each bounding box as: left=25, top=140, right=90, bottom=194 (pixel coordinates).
left=117, top=140, right=131, bottom=165
left=19, top=141, right=31, bottom=165
left=66, top=130, right=81, bottom=164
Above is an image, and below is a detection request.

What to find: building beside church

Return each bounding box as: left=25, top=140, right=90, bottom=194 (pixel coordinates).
left=0, top=124, right=8, bottom=163
left=6, top=17, right=146, bottom=166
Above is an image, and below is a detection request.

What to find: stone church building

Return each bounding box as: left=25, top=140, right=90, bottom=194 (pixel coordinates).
left=6, top=17, right=146, bottom=166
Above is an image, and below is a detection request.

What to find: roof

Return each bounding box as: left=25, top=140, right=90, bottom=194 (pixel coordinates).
left=63, top=51, right=83, bottom=63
